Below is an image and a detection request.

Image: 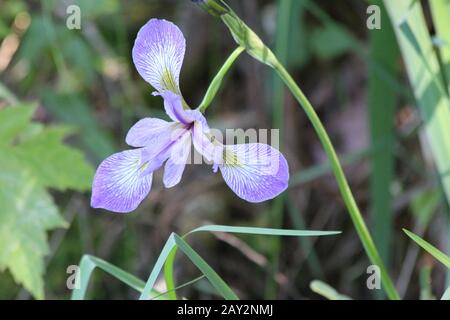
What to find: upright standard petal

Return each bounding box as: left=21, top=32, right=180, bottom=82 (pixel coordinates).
left=161, top=91, right=208, bottom=126
left=163, top=132, right=192, bottom=188
left=132, top=19, right=185, bottom=93
left=91, top=149, right=153, bottom=213
left=218, top=143, right=289, bottom=202
left=126, top=117, right=184, bottom=148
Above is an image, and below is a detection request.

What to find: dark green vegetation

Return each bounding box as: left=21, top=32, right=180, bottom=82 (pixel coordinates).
left=0, top=0, right=449, bottom=300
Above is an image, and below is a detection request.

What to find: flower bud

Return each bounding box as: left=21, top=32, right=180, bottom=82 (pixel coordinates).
left=191, top=0, right=229, bottom=17
left=221, top=13, right=278, bottom=68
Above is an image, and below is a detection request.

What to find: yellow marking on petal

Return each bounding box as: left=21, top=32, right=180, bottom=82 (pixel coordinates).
left=223, top=148, right=241, bottom=166
left=139, top=162, right=148, bottom=171
left=161, top=68, right=179, bottom=93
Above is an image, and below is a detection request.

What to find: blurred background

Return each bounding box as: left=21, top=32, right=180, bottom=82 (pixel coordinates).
left=0, top=0, right=449, bottom=299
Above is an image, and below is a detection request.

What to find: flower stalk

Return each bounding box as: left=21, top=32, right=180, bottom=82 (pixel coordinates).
left=193, top=0, right=400, bottom=300
left=199, top=46, right=245, bottom=112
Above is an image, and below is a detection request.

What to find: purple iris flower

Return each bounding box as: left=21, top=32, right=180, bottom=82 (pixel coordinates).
left=91, top=19, right=289, bottom=213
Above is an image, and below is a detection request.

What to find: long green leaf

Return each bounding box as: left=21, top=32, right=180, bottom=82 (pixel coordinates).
left=384, top=0, right=450, bottom=207
left=429, top=0, right=450, bottom=289
left=163, top=224, right=340, bottom=300
left=403, top=229, right=450, bottom=268
left=368, top=0, right=399, bottom=267
left=187, top=225, right=340, bottom=237
left=71, top=255, right=154, bottom=300
left=310, top=280, right=351, bottom=300
left=173, top=234, right=238, bottom=300
left=430, top=0, right=450, bottom=93
left=140, top=232, right=238, bottom=300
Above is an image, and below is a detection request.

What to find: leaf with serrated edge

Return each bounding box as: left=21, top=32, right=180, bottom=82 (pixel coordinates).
left=0, top=105, right=93, bottom=298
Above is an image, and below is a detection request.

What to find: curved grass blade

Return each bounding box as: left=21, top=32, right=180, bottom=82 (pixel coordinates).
left=71, top=254, right=156, bottom=300
left=187, top=225, right=340, bottom=237
left=368, top=0, right=398, bottom=268
left=430, top=0, right=450, bottom=93
left=384, top=0, right=450, bottom=207
left=150, top=275, right=206, bottom=300
left=173, top=234, right=238, bottom=300
left=310, top=280, right=351, bottom=300
left=164, top=225, right=341, bottom=299
left=140, top=232, right=238, bottom=300
left=403, top=229, right=450, bottom=268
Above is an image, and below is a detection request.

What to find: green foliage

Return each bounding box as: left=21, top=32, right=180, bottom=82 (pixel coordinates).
left=384, top=0, right=450, bottom=207
left=419, top=265, right=435, bottom=300
left=0, top=105, right=93, bottom=299
left=72, top=255, right=153, bottom=300
left=72, top=225, right=340, bottom=300
left=42, top=91, right=116, bottom=162
left=310, top=280, right=351, bottom=300
left=310, top=25, right=356, bottom=60
left=430, top=0, right=450, bottom=93
left=368, top=0, right=399, bottom=267
left=403, top=229, right=450, bottom=269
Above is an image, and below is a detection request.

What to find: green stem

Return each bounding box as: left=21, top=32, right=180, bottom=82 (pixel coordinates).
left=194, top=0, right=400, bottom=299
left=199, top=46, right=245, bottom=112
left=164, top=47, right=244, bottom=299
left=272, top=61, right=399, bottom=300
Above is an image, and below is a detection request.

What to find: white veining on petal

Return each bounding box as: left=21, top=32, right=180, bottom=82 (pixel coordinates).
left=132, top=19, right=185, bottom=93
left=91, top=149, right=153, bottom=213
left=219, top=143, right=289, bottom=202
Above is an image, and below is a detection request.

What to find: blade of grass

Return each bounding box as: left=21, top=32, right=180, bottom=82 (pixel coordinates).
left=403, top=229, right=450, bottom=268
left=70, top=254, right=158, bottom=300
left=368, top=0, right=399, bottom=269
left=384, top=0, right=450, bottom=206
left=430, top=0, right=450, bottom=93
left=140, top=232, right=238, bottom=300
left=70, top=254, right=205, bottom=300
left=163, top=224, right=340, bottom=300
left=310, top=280, right=352, bottom=300
left=172, top=234, right=239, bottom=300
left=419, top=265, right=434, bottom=300
left=429, top=0, right=450, bottom=288
left=186, top=225, right=340, bottom=237
left=150, top=275, right=206, bottom=300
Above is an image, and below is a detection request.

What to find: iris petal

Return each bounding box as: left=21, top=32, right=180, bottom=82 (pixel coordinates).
left=192, top=121, right=221, bottom=162
left=132, top=19, right=185, bottom=94
left=218, top=143, right=289, bottom=202
left=161, top=91, right=193, bottom=124
left=126, top=117, right=183, bottom=148
left=140, top=125, right=189, bottom=176
left=91, top=149, right=153, bottom=213
left=163, top=132, right=192, bottom=188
